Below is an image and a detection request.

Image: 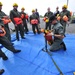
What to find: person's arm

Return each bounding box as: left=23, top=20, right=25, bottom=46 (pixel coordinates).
left=10, top=11, right=16, bottom=25
left=47, top=26, right=64, bottom=39
left=54, top=26, right=64, bottom=39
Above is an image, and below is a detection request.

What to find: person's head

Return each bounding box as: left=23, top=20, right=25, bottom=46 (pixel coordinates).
left=56, top=6, right=59, bottom=11
left=35, top=9, right=37, bottom=12
left=32, top=9, right=35, bottom=14
left=47, top=7, right=50, bottom=12
left=0, top=2, right=3, bottom=10
left=50, top=15, right=57, bottom=25
left=21, top=7, right=25, bottom=12
left=13, top=3, right=18, bottom=9
left=62, top=4, right=67, bottom=11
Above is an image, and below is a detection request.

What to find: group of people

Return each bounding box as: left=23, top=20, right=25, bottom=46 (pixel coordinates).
left=0, top=1, right=71, bottom=75
left=44, top=5, right=71, bottom=52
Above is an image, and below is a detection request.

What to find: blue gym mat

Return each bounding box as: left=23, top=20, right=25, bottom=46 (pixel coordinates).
left=0, top=32, right=75, bottom=75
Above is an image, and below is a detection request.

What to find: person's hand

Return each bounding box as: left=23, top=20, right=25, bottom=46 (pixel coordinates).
left=47, top=32, right=54, bottom=36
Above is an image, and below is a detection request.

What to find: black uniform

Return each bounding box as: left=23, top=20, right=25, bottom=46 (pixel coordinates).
left=20, top=12, right=29, bottom=33
left=0, top=20, right=21, bottom=60
left=30, top=13, right=40, bottom=34
left=10, top=9, right=25, bottom=41
left=0, top=10, right=11, bottom=41
left=44, top=11, right=53, bottom=30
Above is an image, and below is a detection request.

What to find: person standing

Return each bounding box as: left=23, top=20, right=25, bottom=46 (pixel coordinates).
left=20, top=7, right=29, bottom=34
left=35, top=8, right=41, bottom=29
left=44, top=7, right=53, bottom=30
left=0, top=2, right=11, bottom=42
left=54, top=6, right=60, bottom=16
left=30, top=9, right=40, bottom=34
left=59, top=5, right=71, bottom=35
left=0, top=21, right=21, bottom=60
left=10, top=3, right=25, bottom=41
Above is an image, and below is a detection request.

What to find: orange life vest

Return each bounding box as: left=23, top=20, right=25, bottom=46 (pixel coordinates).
left=14, top=18, right=22, bottom=25
left=31, top=19, right=38, bottom=25
left=63, top=15, right=68, bottom=22
left=0, top=28, right=6, bottom=36
left=2, top=18, right=11, bottom=24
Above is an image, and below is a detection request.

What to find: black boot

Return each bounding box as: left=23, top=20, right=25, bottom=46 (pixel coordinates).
left=13, top=50, right=21, bottom=53
left=2, top=56, right=8, bottom=60
left=0, top=69, right=5, bottom=75
left=0, top=50, right=8, bottom=60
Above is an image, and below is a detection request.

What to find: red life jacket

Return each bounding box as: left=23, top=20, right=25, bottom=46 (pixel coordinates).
left=0, top=28, right=6, bottom=36
left=25, top=14, right=29, bottom=19
left=14, top=18, right=22, bottom=25
left=2, top=18, right=11, bottom=24
left=31, top=19, right=38, bottom=25
left=21, top=14, right=24, bottom=19
left=45, top=34, right=52, bottom=41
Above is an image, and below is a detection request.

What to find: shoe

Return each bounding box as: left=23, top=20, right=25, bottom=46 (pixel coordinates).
left=0, top=69, right=5, bottom=75
left=61, top=42, right=66, bottom=51
left=2, top=56, right=8, bottom=60
left=13, top=50, right=21, bottom=53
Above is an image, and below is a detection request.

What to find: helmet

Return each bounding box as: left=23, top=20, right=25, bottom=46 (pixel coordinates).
left=63, top=4, right=68, bottom=9
left=32, top=9, right=35, bottom=12
left=0, top=2, right=3, bottom=6
left=13, top=3, right=18, bottom=7
left=21, top=7, right=25, bottom=10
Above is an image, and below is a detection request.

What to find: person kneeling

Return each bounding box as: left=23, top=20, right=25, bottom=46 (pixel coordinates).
left=47, top=15, right=66, bottom=52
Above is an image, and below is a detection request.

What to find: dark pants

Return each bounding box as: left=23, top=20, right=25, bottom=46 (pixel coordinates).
left=32, top=24, right=40, bottom=34
left=15, top=24, right=24, bottom=40
left=60, top=21, right=66, bottom=34
left=45, top=22, right=51, bottom=30
left=0, top=36, right=16, bottom=52
left=0, top=50, right=7, bottom=58
left=23, top=20, right=29, bottom=33
left=4, top=24, right=11, bottom=42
